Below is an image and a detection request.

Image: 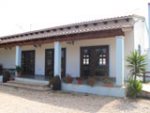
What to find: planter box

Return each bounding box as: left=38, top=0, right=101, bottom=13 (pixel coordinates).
left=62, top=82, right=126, bottom=97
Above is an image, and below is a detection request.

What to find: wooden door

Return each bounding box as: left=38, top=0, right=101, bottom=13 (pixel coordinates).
left=21, top=50, right=35, bottom=75
left=80, top=46, right=109, bottom=78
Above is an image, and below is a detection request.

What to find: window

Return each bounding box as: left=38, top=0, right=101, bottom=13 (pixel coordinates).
left=82, top=49, right=90, bottom=65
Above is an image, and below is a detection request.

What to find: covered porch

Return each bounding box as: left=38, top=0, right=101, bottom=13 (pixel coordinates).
left=13, top=34, right=125, bottom=87
left=0, top=15, right=139, bottom=97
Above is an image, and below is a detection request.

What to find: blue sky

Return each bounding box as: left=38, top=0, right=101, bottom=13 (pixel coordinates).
left=0, top=0, right=148, bottom=37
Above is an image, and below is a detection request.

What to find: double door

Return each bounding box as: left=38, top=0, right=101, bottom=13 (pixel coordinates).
left=81, top=46, right=109, bottom=78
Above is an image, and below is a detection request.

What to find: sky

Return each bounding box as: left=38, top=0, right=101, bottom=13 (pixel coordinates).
left=0, top=0, right=148, bottom=37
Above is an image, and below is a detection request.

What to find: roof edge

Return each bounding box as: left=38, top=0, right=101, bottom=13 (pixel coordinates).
left=0, top=14, right=144, bottom=39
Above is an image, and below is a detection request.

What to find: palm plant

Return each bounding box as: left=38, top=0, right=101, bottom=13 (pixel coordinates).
left=127, top=51, right=147, bottom=81
left=127, top=51, right=147, bottom=98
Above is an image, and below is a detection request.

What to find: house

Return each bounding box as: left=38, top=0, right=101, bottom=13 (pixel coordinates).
left=0, top=15, right=148, bottom=97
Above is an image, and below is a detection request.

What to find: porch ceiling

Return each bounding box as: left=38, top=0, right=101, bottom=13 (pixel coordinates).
left=0, top=29, right=124, bottom=48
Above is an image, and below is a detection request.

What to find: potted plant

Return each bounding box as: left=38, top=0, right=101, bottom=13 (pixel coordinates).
left=16, top=66, right=22, bottom=76
left=103, top=77, right=113, bottom=87
left=64, top=75, right=73, bottom=83
left=87, top=77, right=96, bottom=86
left=76, top=77, right=82, bottom=84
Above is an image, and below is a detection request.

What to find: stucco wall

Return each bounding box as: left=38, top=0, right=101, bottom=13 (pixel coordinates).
left=21, top=38, right=117, bottom=77
left=133, top=20, right=148, bottom=53
left=0, top=34, right=135, bottom=78
left=0, top=47, right=16, bottom=69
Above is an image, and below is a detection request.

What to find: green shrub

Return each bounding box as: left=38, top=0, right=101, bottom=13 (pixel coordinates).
left=127, top=51, right=147, bottom=81
left=16, top=66, right=22, bottom=73
left=127, top=79, right=142, bottom=98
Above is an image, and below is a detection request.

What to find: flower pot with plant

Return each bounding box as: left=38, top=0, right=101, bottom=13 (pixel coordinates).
left=103, top=78, right=113, bottom=87
left=16, top=66, right=22, bottom=76
left=76, top=77, right=82, bottom=84
left=87, top=77, right=96, bottom=86
left=64, top=75, right=73, bottom=83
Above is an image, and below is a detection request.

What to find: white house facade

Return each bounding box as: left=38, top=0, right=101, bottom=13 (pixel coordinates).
left=0, top=15, right=148, bottom=97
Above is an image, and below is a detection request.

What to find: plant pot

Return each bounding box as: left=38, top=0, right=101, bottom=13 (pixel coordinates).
left=87, top=78, right=95, bottom=86
left=103, top=83, right=113, bottom=87
left=77, top=80, right=82, bottom=84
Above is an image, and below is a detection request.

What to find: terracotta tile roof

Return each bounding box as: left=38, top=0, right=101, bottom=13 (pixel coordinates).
left=0, top=15, right=144, bottom=44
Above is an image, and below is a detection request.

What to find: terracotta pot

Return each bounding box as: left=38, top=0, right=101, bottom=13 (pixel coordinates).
left=77, top=80, right=82, bottom=84
left=104, top=83, right=113, bottom=87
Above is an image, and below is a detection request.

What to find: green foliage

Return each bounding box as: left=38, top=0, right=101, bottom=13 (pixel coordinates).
left=127, top=51, right=147, bottom=81
left=16, top=66, right=22, bottom=73
left=127, top=79, right=142, bottom=98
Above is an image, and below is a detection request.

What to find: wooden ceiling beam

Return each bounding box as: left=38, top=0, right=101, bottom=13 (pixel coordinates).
left=0, top=29, right=124, bottom=48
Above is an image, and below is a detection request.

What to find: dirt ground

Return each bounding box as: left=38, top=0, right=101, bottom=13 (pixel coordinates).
left=0, top=85, right=149, bottom=113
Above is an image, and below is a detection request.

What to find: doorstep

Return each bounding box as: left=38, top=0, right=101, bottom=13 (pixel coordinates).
left=15, top=77, right=49, bottom=85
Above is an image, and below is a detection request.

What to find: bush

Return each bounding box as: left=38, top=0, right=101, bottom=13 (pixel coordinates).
left=2, top=70, right=11, bottom=83
left=48, top=75, right=61, bottom=90
left=127, top=79, right=142, bottom=98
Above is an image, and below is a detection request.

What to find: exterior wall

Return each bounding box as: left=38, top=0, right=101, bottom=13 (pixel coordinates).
left=124, top=30, right=134, bottom=79
left=65, top=38, right=116, bottom=78
left=20, top=38, right=117, bottom=78
left=0, top=47, right=16, bottom=69
left=133, top=20, right=148, bottom=53
left=0, top=34, right=135, bottom=78
left=133, top=20, right=150, bottom=71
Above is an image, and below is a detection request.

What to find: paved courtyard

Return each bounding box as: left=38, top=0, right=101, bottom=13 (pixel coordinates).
left=0, top=85, right=149, bottom=113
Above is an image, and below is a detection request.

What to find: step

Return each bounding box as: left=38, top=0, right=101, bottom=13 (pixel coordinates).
left=15, top=77, right=49, bottom=85
left=2, top=80, right=50, bottom=91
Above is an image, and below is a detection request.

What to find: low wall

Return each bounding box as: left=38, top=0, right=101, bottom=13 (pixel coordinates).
left=62, top=83, right=126, bottom=97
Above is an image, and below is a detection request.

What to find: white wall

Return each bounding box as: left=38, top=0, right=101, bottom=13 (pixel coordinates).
left=0, top=47, right=16, bottom=69
left=124, top=30, right=134, bottom=79
left=133, top=20, right=149, bottom=53
left=21, top=38, right=116, bottom=77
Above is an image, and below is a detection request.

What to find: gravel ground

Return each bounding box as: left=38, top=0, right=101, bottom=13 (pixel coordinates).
left=0, top=85, right=149, bottom=113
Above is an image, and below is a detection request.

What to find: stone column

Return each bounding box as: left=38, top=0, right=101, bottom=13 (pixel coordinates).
left=54, top=41, right=61, bottom=78
left=115, top=36, right=124, bottom=86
